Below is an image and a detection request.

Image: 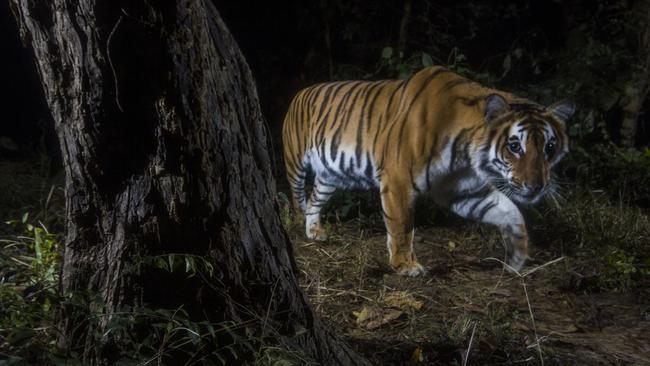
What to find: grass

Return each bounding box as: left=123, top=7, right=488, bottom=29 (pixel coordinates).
left=287, top=215, right=649, bottom=364
left=2, top=143, right=649, bottom=365
left=0, top=154, right=63, bottom=364
left=532, top=188, right=650, bottom=292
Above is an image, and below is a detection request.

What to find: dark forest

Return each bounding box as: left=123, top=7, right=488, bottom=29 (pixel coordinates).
left=1, top=0, right=649, bottom=365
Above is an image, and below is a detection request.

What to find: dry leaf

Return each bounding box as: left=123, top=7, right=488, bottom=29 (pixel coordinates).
left=447, top=240, right=457, bottom=252
left=353, top=306, right=403, bottom=329
left=384, top=291, right=425, bottom=310
left=411, top=346, right=423, bottom=362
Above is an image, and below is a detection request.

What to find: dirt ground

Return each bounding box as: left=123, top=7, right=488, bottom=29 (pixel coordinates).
left=288, top=216, right=650, bottom=365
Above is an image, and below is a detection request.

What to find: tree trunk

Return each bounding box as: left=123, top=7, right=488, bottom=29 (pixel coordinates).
left=397, top=0, right=412, bottom=55
left=620, top=0, right=650, bottom=147
left=10, top=0, right=367, bottom=364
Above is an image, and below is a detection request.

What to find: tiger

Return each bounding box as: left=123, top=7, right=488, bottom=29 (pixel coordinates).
left=282, top=66, right=574, bottom=276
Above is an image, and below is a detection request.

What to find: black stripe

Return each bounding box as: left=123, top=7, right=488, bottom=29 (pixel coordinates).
left=315, top=84, right=337, bottom=122
left=477, top=201, right=497, bottom=221
left=441, top=78, right=474, bottom=93
left=409, top=167, right=421, bottom=194
left=328, top=83, right=365, bottom=161
left=364, top=151, right=374, bottom=180
left=338, top=151, right=346, bottom=171
left=395, top=70, right=453, bottom=158
left=331, top=82, right=363, bottom=129
left=381, top=209, right=396, bottom=221
left=314, top=188, right=333, bottom=196
left=365, top=81, right=385, bottom=134
left=465, top=196, right=486, bottom=215
left=403, top=67, right=452, bottom=122
left=314, top=83, right=350, bottom=148
left=449, top=185, right=492, bottom=207
left=449, top=128, right=470, bottom=171
left=482, top=129, right=498, bottom=153
left=330, top=131, right=340, bottom=161
left=341, top=82, right=370, bottom=130
left=356, top=82, right=383, bottom=166
left=384, top=81, right=406, bottom=120
left=316, top=179, right=337, bottom=188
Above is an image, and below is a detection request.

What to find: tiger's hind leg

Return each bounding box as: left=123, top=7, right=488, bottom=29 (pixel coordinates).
left=286, top=157, right=309, bottom=217
left=305, top=176, right=335, bottom=241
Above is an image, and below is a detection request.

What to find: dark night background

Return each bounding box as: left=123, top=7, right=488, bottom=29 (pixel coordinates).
left=2, top=0, right=649, bottom=155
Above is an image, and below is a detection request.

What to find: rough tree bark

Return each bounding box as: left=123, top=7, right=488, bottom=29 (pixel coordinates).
left=11, top=0, right=368, bottom=364
left=397, top=0, right=412, bottom=55
left=620, top=0, right=650, bottom=146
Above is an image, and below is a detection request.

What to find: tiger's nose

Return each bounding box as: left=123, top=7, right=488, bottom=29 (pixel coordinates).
left=525, top=182, right=544, bottom=193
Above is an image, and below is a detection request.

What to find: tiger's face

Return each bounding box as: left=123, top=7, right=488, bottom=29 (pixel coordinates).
left=480, top=94, right=574, bottom=204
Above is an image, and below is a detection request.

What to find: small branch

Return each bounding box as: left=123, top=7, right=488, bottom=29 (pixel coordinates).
left=107, top=15, right=124, bottom=112
left=463, top=321, right=478, bottom=366
left=397, top=0, right=412, bottom=55
left=522, top=279, right=544, bottom=366
left=320, top=0, right=334, bottom=79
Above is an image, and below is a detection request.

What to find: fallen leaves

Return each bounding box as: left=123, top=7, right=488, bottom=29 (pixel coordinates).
left=411, top=346, right=424, bottom=362
left=384, top=291, right=425, bottom=310
left=353, top=291, right=425, bottom=329
left=353, top=306, right=403, bottom=330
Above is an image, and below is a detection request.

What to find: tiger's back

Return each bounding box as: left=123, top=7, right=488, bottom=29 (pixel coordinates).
left=283, top=67, right=502, bottom=196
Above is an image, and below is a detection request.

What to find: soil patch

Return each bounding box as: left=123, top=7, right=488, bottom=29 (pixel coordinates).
left=290, top=220, right=650, bottom=365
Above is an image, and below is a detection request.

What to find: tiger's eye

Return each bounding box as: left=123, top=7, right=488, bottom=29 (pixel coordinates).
left=508, top=141, right=522, bottom=154
left=545, top=142, right=556, bottom=155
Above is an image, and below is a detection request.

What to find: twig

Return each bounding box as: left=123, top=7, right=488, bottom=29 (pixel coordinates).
left=481, top=256, right=566, bottom=366
left=397, top=0, right=413, bottom=54
left=481, top=256, right=565, bottom=279
left=522, top=279, right=544, bottom=366
left=107, top=15, right=124, bottom=112
left=463, top=321, right=478, bottom=366
left=262, top=277, right=281, bottom=334
left=521, top=256, right=565, bottom=277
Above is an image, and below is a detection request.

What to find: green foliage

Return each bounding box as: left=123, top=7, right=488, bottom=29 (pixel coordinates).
left=5, top=213, right=60, bottom=284
left=137, top=253, right=216, bottom=279
left=375, top=46, right=422, bottom=80
left=0, top=214, right=61, bottom=364
left=537, top=187, right=650, bottom=291
left=567, top=144, right=650, bottom=204
left=602, top=249, right=644, bottom=289
left=277, top=192, right=296, bottom=230
left=95, top=305, right=257, bottom=365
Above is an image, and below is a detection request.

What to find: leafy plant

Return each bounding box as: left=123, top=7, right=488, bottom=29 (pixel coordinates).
left=0, top=213, right=61, bottom=364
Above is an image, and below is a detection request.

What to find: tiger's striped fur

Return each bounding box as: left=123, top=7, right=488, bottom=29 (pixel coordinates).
left=282, top=66, right=574, bottom=276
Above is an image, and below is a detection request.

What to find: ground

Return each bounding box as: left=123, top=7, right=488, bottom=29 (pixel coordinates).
left=284, top=202, right=650, bottom=366
left=2, top=156, right=649, bottom=365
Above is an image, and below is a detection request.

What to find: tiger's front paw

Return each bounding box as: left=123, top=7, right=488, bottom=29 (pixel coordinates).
left=392, top=260, right=427, bottom=277
left=306, top=226, right=328, bottom=241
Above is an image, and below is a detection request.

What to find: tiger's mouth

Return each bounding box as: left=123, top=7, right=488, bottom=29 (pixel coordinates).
left=490, top=179, right=546, bottom=204
left=510, top=187, right=545, bottom=204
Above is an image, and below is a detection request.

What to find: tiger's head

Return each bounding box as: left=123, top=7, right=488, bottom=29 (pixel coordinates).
left=478, top=94, right=574, bottom=204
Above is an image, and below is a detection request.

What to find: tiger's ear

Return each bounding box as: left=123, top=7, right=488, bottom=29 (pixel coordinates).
left=484, top=94, right=510, bottom=123
left=547, top=99, right=575, bottom=123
